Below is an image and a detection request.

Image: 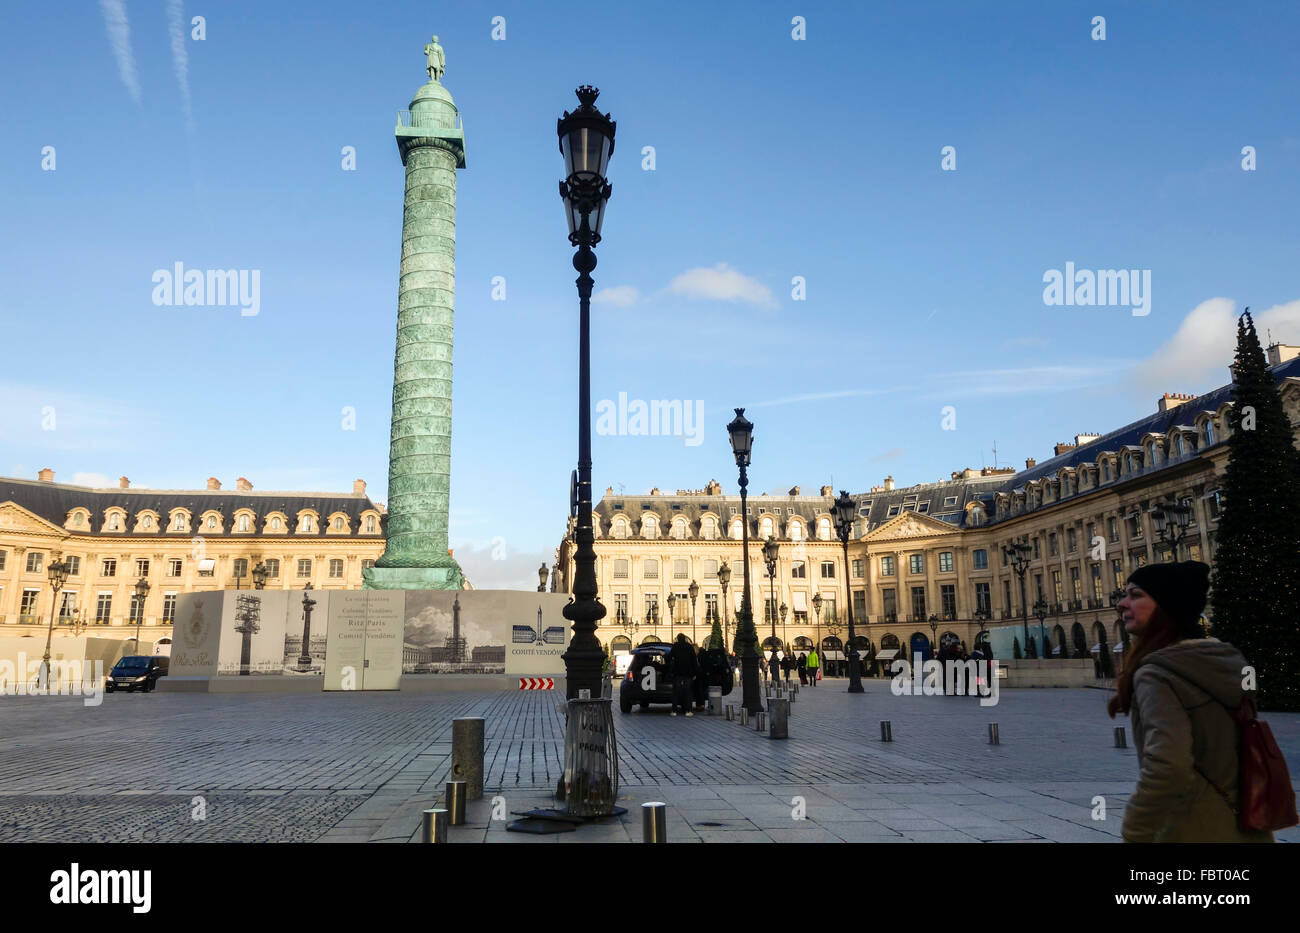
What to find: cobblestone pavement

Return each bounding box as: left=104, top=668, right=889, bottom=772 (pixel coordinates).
left=1, top=678, right=1297, bottom=843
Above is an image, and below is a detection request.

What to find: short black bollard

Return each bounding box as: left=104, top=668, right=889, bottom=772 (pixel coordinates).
left=1114, top=726, right=1127, bottom=749
left=642, top=802, right=667, bottom=843
left=988, top=723, right=1000, bottom=745
left=880, top=720, right=893, bottom=742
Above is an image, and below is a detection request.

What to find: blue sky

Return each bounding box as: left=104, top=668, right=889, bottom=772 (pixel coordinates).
left=2, top=1, right=1298, bottom=589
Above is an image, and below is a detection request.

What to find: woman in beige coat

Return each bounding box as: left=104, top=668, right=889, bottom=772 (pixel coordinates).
left=1109, top=560, right=1272, bottom=842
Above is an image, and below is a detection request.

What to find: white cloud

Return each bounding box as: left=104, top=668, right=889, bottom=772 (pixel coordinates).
left=98, top=0, right=142, bottom=105
left=592, top=285, right=640, bottom=307
left=71, top=472, right=112, bottom=488
left=166, top=0, right=193, bottom=128
left=667, top=263, right=778, bottom=309
left=1134, top=297, right=1300, bottom=397
left=869, top=448, right=905, bottom=463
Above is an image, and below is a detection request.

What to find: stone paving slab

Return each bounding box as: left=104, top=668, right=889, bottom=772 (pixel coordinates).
left=1, top=679, right=1298, bottom=843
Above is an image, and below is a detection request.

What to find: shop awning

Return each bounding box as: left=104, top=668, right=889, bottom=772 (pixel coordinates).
left=820, top=650, right=845, bottom=661
left=874, top=648, right=900, bottom=661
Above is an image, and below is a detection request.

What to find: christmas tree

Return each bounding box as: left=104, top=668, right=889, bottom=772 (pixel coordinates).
left=1209, top=310, right=1300, bottom=710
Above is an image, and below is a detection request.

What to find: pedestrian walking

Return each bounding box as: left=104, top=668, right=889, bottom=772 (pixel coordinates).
left=807, top=647, right=820, bottom=685
left=797, top=652, right=808, bottom=685
left=1109, top=561, right=1279, bottom=842
left=781, top=652, right=793, bottom=683
left=668, top=633, right=699, bottom=717
left=768, top=648, right=781, bottom=686
left=693, top=645, right=709, bottom=710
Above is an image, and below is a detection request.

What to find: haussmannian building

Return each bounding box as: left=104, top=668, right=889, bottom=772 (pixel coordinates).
left=554, top=344, right=1300, bottom=671
left=0, top=472, right=388, bottom=649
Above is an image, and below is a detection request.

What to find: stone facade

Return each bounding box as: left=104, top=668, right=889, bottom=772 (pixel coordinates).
left=0, top=473, right=385, bottom=647
left=555, top=352, right=1300, bottom=664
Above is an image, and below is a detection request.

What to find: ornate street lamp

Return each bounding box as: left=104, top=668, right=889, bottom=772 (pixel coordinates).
left=298, top=583, right=317, bottom=671
left=1150, top=500, right=1193, bottom=559
left=762, top=536, right=779, bottom=645
left=557, top=85, right=616, bottom=700
left=689, top=579, right=699, bottom=629
left=1002, top=538, right=1032, bottom=656
left=812, top=592, right=823, bottom=663
left=779, top=601, right=788, bottom=648
left=928, top=613, right=939, bottom=658
left=646, top=603, right=659, bottom=640
left=1032, top=596, right=1048, bottom=658
left=832, top=490, right=865, bottom=693
left=252, top=561, right=268, bottom=590
left=132, top=576, right=151, bottom=651
left=726, top=407, right=762, bottom=714
left=667, top=593, right=677, bottom=628
left=718, top=561, right=732, bottom=651
left=40, top=555, right=70, bottom=687
left=538, top=562, right=549, bottom=592
left=974, top=605, right=991, bottom=657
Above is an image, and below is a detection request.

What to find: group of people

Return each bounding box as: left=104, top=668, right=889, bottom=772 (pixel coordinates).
left=762, top=648, right=821, bottom=686
left=665, top=634, right=731, bottom=716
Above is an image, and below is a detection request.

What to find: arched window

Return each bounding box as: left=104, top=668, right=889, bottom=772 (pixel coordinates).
left=1147, top=442, right=1159, bottom=465
left=1203, top=420, right=1215, bottom=445
left=141, top=515, right=153, bottom=529
left=206, top=515, right=217, bottom=530
left=1175, top=434, right=1186, bottom=457
left=302, top=515, right=314, bottom=533
left=613, top=517, right=627, bottom=538
left=172, top=513, right=186, bottom=530
left=238, top=514, right=250, bottom=532
left=789, top=521, right=802, bottom=541
left=969, top=505, right=984, bottom=526
left=700, top=516, right=716, bottom=540
left=271, top=516, right=283, bottom=531
left=642, top=516, right=657, bottom=538
left=730, top=519, right=743, bottom=540
left=760, top=516, right=773, bottom=537
left=672, top=518, right=687, bottom=540
left=817, top=518, right=831, bottom=541
left=365, top=515, right=376, bottom=533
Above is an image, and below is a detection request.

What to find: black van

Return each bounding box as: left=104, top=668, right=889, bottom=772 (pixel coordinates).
left=106, top=655, right=168, bottom=693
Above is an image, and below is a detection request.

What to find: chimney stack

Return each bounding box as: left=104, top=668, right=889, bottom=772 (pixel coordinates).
left=819, top=484, right=834, bottom=496
left=38, top=468, right=54, bottom=482
left=883, top=476, right=894, bottom=492
left=1158, top=392, right=1194, bottom=413
left=207, top=477, right=221, bottom=490
left=119, top=476, right=130, bottom=489
left=236, top=477, right=253, bottom=491
left=353, top=478, right=367, bottom=496
left=1025, top=457, right=1037, bottom=470
left=788, top=485, right=801, bottom=496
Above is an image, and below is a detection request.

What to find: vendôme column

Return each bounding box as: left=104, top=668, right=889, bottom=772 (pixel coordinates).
left=364, top=35, right=466, bottom=591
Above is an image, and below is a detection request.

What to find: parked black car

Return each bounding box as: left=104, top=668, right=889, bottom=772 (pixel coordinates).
left=618, top=643, right=674, bottom=713
left=106, top=656, right=168, bottom=693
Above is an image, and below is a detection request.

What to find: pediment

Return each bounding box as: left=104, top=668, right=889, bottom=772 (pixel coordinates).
left=0, top=501, right=69, bottom=536
left=863, top=510, right=959, bottom=542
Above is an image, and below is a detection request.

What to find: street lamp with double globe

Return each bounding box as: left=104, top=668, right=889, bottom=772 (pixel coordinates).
left=762, top=536, right=779, bottom=646
left=40, top=556, right=70, bottom=686
left=832, top=490, right=865, bottom=693
left=718, top=561, right=732, bottom=651
left=1002, top=538, right=1032, bottom=656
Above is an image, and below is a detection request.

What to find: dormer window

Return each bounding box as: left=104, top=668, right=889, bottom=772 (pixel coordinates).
left=73, top=512, right=84, bottom=526
left=238, top=515, right=250, bottom=532
left=206, top=516, right=216, bottom=530
left=142, top=515, right=153, bottom=529
left=108, top=514, right=121, bottom=531
left=1203, top=420, right=1215, bottom=445
left=271, top=516, right=283, bottom=531
left=303, top=516, right=314, bottom=533
left=333, top=516, right=344, bottom=530
left=365, top=515, right=376, bottom=534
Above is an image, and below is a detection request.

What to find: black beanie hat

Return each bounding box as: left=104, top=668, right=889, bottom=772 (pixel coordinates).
left=1126, top=561, right=1211, bottom=628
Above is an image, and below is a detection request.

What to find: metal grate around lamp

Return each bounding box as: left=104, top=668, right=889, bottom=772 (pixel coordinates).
left=561, top=697, right=619, bottom=818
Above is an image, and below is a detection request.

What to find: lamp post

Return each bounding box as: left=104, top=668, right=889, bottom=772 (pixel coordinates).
left=667, top=593, right=677, bottom=631
left=40, top=555, right=70, bottom=687
left=813, top=592, right=823, bottom=666
left=252, top=561, right=268, bottom=591
left=726, top=408, right=762, bottom=714
left=131, top=577, right=151, bottom=652
left=826, top=618, right=840, bottom=677
left=718, top=561, right=732, bottom=651
left=1033, top=596, right=1048, bottom=658
left=538, top=562, right=549, bottom=592
left=689, top=579, right=699, bottom=635
left=974, top=605, right=990, bottom=651
left=928, top=613, right=939, bottom=659
left=557, top=85, right=616, bottom=700
left=779, top=601, right=788, bottom=649
left=762, top=536, right=779, bottom=647
left=1002, top=539, right=1032, bottom=656
left=647, top=603, right=659, bottom=641
left=832, top=490, right=865, bottom=693
left=1150, top=500, right=1193, bottom=560
left=298, top=583, right=317, bottom=670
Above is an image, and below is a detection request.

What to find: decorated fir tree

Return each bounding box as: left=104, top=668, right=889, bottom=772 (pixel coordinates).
left=1209, top=310, right=1300, bottom=710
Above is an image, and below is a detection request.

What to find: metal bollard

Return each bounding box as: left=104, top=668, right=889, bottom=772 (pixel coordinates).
left=755, top=711, right=767, bottom=732
left=880, top=720, right=893, bottom=742
left=446, top=780, right=468, bottom=826
left=988, top=723, right=1000, bottom=745
left=642, top=802, right=667, bottom=843
left=769, top=698, right=789, bottom=739
left=451, top=717, right=485, bottom=801
left=1114, top=726, right=1127, bottom=748
left=421, top=808, right=448, bottom=843
left=740, top=708, right=749, bottom=726
left=788, top=688, right=796, bottom=705
left=725, top=705, right=735, bottom=721
left=708, top=685, right=723, bottom=715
